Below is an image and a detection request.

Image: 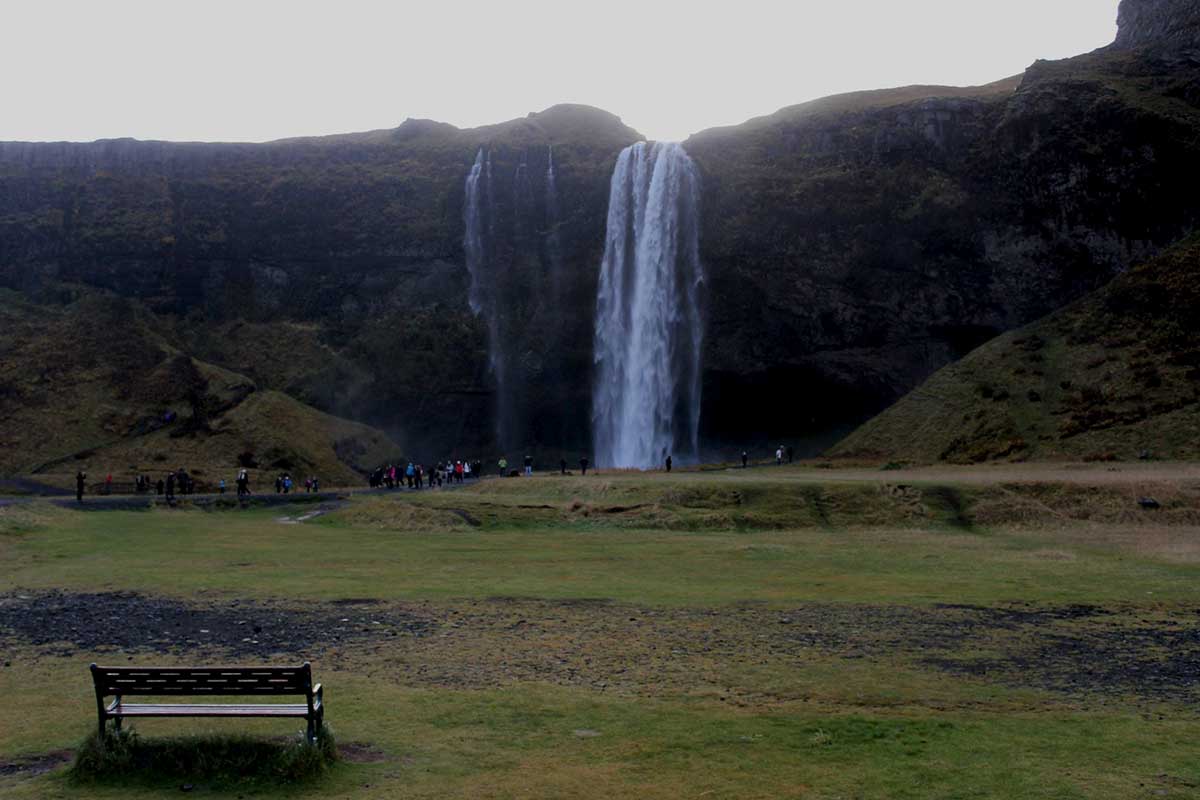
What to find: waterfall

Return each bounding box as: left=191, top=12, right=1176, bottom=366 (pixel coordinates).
left=592, top=142, right=704, bottom=469
left=464, top=147, right=511, bottom=448
left=545, top=145, right=563, bottom=296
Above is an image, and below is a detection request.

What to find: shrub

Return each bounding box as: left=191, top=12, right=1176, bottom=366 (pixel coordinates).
left=69, top=724, right=338, bottom=788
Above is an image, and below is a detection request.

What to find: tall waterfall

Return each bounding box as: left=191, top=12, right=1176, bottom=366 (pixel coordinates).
left=592, top=142, right=704, bottom=469
left=464, top=147, right=512, bottom=448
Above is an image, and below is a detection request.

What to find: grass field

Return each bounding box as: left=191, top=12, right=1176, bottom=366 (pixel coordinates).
left=1, top=465, right=1198, bottom=798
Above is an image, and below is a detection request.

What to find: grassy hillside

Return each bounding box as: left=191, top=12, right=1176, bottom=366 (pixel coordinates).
left=0, top=289, right=400, bottom=486
left=831, top=236, right=1200, bottom=462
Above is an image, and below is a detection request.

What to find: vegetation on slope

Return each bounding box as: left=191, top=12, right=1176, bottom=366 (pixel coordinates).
left=0, top=288, right=400, bottom=486
left=832, top=236, right=1200, bottom=462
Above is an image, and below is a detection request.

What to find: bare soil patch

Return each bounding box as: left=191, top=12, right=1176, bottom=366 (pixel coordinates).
left=0, top=749, right=72, bottom=778
left=1, top=591, right=1196, bottom=705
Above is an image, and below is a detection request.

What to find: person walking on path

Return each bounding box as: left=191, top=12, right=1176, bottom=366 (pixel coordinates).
left=75, top=471, right=86, bottom=503
left=741, top=451, right=748, bottom=468
left=665, top=455, right=673, bottom=473
left=524, top=455, right=533, bottom=477
left=580, top=456, right=589, bottom=475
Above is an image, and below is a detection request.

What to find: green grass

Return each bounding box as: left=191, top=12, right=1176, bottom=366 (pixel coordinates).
left=3, top=469, right=1200, bottom=798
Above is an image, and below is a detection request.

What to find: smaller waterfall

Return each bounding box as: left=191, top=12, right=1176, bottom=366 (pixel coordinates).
left=464, top=147, right=511, bottom=448
left=545, top=145, right=564, bottom=295
left=592, top=142, right=704, bottom=469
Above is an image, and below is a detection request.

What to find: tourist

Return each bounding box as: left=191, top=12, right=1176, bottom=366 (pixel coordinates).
left=741, top=451, right=748, bottom=468
left=75, top=470, right=86, bottom=503
left=275, top=475, right=283, bottom=494
left=236, top=469, right=249, bottom=498
left=776, top=447, right=783, bottom=465
left=218, top=478, right=226, bottom=494
left=499, top=456, right=508, bottom=475
left=406, top=462, right=415, bottom=488
left=580, top=456, right=588, bottom=475
left=666, top=455, right=673, bottom=472
left=463, top=460, right=472, bottom=480
left=166, top=471, right=176, bottom=501
left=524, top=455, right=533, bottom=477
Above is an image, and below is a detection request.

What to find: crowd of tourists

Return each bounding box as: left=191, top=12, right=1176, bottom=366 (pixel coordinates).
left=369, top=459, right=484, bottom=490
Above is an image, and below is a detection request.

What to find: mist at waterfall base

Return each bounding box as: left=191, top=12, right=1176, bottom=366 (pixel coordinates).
left=593, top=142, right=704, bottom=470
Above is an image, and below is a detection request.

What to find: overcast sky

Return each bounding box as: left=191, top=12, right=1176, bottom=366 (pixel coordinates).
left=2, top=0, right=1120, bottom=143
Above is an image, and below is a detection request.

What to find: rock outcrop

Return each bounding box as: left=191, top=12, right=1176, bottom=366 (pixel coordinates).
left=1115, top=0, right=1200, bottom=50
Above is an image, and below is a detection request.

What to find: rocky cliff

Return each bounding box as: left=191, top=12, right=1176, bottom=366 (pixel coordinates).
left=2, top=1, right=1200, bottom=470
left=1115, top=0, right=1200, bottom=50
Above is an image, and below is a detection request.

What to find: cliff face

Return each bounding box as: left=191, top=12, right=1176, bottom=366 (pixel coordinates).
left=2, top=4, right=1200, bottom=468
left=0, top=105, right=639, bottom=458
left=688, top=43, right=1200, bottom=449
left=1116, top=0, right=1200, bottom=50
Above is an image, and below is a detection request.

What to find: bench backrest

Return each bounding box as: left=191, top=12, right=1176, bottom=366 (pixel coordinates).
left=90, top=663, right=313, bottom=697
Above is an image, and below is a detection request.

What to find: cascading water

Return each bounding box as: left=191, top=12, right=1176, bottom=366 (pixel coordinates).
left=592, top=142, right=704, bottom=469
left=545, top=145, right=563, bottom=295
left=464, top=147, right=512, bottom=448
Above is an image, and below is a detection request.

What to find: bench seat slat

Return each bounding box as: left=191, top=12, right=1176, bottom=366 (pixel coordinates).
left=113, top=703, right=310, bottom=717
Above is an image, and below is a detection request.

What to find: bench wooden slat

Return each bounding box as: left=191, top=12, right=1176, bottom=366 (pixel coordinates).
left=113, top=703, right=310, bottom=717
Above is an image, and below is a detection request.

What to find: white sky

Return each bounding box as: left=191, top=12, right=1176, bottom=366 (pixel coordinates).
left=1, top=0, right=1120, bottom=143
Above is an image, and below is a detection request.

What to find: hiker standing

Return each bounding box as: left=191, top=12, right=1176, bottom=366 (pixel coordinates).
left=580, top=456, right=589, bottom=475
left=75, top=470, right=86, bottom=503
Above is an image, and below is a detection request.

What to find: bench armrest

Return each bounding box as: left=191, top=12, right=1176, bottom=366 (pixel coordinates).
left=311, top=683, right=323, bottom=712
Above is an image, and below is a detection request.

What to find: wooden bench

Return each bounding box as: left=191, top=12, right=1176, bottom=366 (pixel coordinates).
left=89, top=662, right=325, bottom=743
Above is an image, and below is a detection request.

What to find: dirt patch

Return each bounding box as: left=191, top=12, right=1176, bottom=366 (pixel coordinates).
left=0, top=750, right=72, bottom=778
left=339, top=742, right=389, bottom=764
left=1, top=591, right=1196, bottom=705
left=0, top=591, right=434, bottom=659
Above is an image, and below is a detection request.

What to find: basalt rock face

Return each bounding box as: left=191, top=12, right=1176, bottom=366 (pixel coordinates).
left=687, top=43, right=1200, bottom=452
left=1115, top=0, right=1200, bottom=50
left=2, top=10, right=1200, bottom=468
left=0, top=105, right=638, bottom=460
